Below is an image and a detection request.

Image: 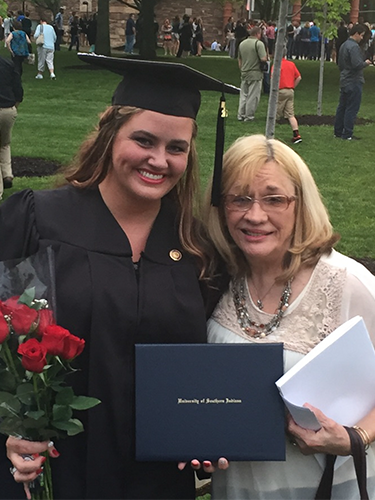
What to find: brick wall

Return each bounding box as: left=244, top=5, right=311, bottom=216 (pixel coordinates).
left=7, top=0, right=237, bottom=48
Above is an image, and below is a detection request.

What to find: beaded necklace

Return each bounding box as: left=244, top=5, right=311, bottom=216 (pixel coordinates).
left=232, top=276, right=293, bottom=339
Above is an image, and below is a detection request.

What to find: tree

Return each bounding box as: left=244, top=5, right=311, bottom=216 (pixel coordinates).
left=255, top=0, right=280, bottom=20
left=28, top=0, right=60, bottom=17
left=96, top=0, right=111, bottom=56
left=308, top=0, right=350, bottom=115
left=136, top=0, right=158, bottom=59
left=265, top=0, right=289, bottom=138
left=116, top=0, right=158, bottom=59
left=0, top=0, right=8, bottom=18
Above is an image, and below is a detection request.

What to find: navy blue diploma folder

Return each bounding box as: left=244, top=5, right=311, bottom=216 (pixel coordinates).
left=135, top=343, right=285, bottom=462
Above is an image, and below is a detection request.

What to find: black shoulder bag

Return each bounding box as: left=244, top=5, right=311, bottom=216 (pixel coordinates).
left=315, top=426, right=369, bottom=500
left=255, top=40, right=269, bottom=73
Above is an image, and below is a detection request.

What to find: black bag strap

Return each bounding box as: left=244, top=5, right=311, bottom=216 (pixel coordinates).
left=315, top=454, right=337, bottom=499
left=345, top=426, right=369, bottom=500
left=314, top=426, right=369, bottom=500
left=255, top=40, right=261, bottom=61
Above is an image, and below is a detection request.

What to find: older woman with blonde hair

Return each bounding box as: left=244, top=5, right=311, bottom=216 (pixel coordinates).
left=204, top=134, right=375, bottom=499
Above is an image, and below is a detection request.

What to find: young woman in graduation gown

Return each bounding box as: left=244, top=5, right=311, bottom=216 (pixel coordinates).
left=0, top=56, right=237, bottom=499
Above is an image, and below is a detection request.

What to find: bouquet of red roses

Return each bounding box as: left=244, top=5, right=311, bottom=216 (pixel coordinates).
left=0, top=252, right=100, bottom=500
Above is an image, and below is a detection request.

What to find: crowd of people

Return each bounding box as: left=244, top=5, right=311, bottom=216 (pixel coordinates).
left=0, top=9, right=98, bottom=55
left=1, top=50, right=375, bottom=500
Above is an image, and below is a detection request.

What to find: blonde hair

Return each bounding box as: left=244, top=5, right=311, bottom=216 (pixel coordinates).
left=64, top=106, right=209, bottom=276
left=203, top=134, right=339, bottom=281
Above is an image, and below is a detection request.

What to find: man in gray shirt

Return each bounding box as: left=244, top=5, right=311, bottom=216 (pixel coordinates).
left=237, top=26, right=267, bottom=122
left=334, top=24, right=372, bottom=140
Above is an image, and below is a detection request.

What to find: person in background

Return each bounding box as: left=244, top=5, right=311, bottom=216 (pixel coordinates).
left=0, top=55, right=237, bottom=500
left=34, top=19, right=57, bottom=80
left=293, top=20, right=302, bottom=59
left=5, top=21, right=31, bottom=77
left=16, top=10, right=24, bottom=22
left=334, top=23, right=372, bottom=141
left=68, top=15, right=80, bottom=51
left=299, top=21, right=311, bottom=59
left=87, top=13, right=97, bottom=53
left=203, top=133, right=375, bottom=500
left=124, top=13, right=136, bottom=54
left=309, top=21, right=321, bottom=60
left=0, top=55, right=23, bottom=199
left=54, top=7, right=64, bottom=50
left=3, top=12, right=13, bottom=48
left=237, top=26, right=267, bottom=122
left=21, top=12, right=32, bottom=38
left=79, top=16, right=88, bottom=47
left=194, top=17, right=204, bottom=56
left=161, top=18, right=173, bottom=56
left=211, top=39, right=222, bottom=51
left=273, top=49, right=302, bottom=144
left=177, top=14, right=193, bottom=58
left=68, top=10, right=76, bottom=28
left=171, top=15, right=180, bottom=56
left=224, top=16, right=234, bottom=51
left=286, top=21, right=295, bottom=59
left=265, top=21, right=276, bottom=57
left=234, top=18, right=248, bottom=58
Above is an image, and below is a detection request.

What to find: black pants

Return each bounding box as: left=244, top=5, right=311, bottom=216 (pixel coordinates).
left=11, top=55, right=25, bottom=76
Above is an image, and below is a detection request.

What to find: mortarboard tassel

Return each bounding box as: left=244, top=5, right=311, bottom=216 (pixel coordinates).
left=211, top=92, right=227, bottom=207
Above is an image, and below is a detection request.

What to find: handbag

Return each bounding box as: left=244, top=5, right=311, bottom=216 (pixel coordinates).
left=36, top=24, right=44, bottom=46
left=27, top=53, right=35, bottom=64
left=315, top=426, right=369, bottom=500
left=27, top=54, right=35, bottom=64
left=259, top=60, right=270, bottom=72
left=255, top=40, right=270, bottom=73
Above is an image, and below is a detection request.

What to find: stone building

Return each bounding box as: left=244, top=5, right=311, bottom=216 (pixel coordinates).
left=5, top=0, right=371, bottom=49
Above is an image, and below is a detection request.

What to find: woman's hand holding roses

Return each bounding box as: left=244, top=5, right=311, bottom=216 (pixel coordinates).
left=6, top=437, right=60, bottom=500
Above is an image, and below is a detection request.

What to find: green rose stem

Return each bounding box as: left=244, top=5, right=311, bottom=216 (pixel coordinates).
left=31, top=374, right=53, bottom=500
left=2, top=340, right=21, bottom=382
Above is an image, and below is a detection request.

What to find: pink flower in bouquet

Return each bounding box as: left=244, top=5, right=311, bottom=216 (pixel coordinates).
left=2, top=296, right=38, bottom=335
left=0, top=313, right=8, bottom=343
left=17, top=338, right=48, bottom=373
left=42, top=325, right=85, bottom=360
left=37, top=309, right=55, bottom=335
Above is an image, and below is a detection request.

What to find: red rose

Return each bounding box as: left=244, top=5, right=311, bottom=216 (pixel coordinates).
left=41, top=325, right=85, bottom=360
left=41, top=325, right=70, bottom=357
left=61, top=334, right=85, bottom=360
left=36, top=309, right=55, bottom=335
left=0, top=314, right=9, bottom=344
left=3, top=296, right=38, bottom=335
left=18, top=338, right=47, bottom=373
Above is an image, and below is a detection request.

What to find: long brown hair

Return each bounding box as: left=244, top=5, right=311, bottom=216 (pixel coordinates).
left=64, top=106, right=210, bottom=276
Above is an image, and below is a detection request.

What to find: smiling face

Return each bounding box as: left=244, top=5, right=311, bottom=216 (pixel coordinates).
left=99, top=110, right=194, bottom=210
left=225, top=161, right=296, bottom=269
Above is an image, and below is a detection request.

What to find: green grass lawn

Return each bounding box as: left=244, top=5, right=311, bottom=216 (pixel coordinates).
left=1, top=45, right=375, bottom=259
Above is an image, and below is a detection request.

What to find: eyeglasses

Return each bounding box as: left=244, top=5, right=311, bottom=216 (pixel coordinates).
left=224, top=194, right=297, bottom=213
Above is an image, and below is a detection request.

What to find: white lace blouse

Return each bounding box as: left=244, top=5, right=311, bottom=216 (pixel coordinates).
left=208, top=250, right=375, bottom=500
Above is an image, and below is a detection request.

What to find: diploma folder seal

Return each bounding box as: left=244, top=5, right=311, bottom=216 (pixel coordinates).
left=135, top=343, right=285, bottom=462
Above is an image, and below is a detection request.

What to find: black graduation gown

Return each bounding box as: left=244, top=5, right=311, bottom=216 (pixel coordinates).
left=0, top=186, right=208, bottom=499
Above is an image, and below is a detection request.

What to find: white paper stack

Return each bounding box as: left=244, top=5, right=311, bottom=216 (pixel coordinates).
left=276, top=316, right=375, bottom=468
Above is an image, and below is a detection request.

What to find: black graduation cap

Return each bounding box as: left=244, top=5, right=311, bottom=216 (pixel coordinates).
left=77, top=54, right=239, bottom=206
